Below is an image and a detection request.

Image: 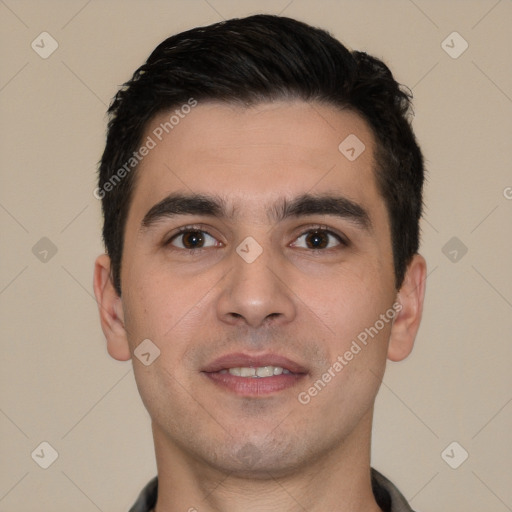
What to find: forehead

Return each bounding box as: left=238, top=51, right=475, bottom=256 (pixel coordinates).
left=128, top=100, right=382, bottom=223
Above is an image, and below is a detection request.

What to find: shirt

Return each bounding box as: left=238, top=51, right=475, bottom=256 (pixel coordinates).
left=129, top=468, right=416, bottom=512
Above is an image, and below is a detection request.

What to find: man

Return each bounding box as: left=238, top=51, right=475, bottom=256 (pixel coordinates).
left=93, top=14, right=426, bottom=512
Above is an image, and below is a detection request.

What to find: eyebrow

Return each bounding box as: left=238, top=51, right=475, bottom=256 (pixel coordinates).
left=140, top=192, right=372, bottom=232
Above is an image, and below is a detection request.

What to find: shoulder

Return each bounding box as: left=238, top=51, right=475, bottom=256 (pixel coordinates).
left=128, top=476, right=158, bottom=512
left=371, top=468, right=417, bottom=512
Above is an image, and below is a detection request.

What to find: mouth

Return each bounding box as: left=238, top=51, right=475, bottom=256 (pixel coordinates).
left=201, top=353, right=308, bottom=397
left=219, top=365, right=292, bottom=377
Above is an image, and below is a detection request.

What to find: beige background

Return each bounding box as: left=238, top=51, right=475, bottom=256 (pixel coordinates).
left=1, top=1, right=511, bottom=511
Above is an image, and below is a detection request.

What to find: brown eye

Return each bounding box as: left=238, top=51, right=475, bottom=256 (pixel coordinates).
left=304, top=231, right=329, bottom=249
left=181, top=231, right=204, bottom=248
left=169, top=230, right=219, bottom=250
left=291, top=229, right=344, bottom=250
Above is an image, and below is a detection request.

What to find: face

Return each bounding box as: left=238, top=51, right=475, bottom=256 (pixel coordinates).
left=95, top=100, right=425, bottom=478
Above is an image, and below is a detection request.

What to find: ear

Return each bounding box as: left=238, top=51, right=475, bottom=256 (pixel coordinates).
left=93, top=254, right=131, bottom=361
left=387, top=253, right=427, bottom=362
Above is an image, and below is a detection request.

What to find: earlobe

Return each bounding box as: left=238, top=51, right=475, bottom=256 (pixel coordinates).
left=387, top=254, right=427, bottom=362
left=93, top=254, right=132, bottom=361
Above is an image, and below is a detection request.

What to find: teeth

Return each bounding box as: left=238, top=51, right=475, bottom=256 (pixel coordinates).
left=226, top=366, right=288, bottom=378
left=240, top=367, right=256, bottom=377
left=256, top=366, right=273, bottom=377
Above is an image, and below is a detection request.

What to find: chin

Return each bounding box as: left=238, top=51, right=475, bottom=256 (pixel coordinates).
left=203, top=437, right=308, bottom=479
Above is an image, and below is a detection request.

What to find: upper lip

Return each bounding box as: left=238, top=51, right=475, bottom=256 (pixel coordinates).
left=202, top=352, right=308, bottom=374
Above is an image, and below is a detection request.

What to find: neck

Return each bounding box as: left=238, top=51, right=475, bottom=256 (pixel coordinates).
left=151, top=410, right=382, bottom=512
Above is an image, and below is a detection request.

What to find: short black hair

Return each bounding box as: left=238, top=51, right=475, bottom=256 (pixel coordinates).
left=98, top=14, right=424, bottom=295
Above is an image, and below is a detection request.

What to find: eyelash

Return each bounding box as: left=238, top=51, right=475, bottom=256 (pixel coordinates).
left=292, top=225, right=348, bottom=250
left=164, top=225, right=219, bottom=252
left=164, top=225, right=348, bottom=251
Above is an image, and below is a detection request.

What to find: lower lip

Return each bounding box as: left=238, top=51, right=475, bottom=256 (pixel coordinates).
left=203, top=371, right=305, bottom=396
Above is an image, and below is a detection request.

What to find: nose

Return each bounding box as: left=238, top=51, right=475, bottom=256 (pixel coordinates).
left=216, top=244, right=297, bottom=329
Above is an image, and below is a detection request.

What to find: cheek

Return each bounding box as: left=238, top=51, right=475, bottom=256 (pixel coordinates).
left=131, top=360, right=187, bottom=432
left=305, top=308, right=392, bottom=419
left=121, top=274, right=205, bottom=417
left=301, top=265, right=392, bottom=342
left=121, top=257, right=211, bottom=341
